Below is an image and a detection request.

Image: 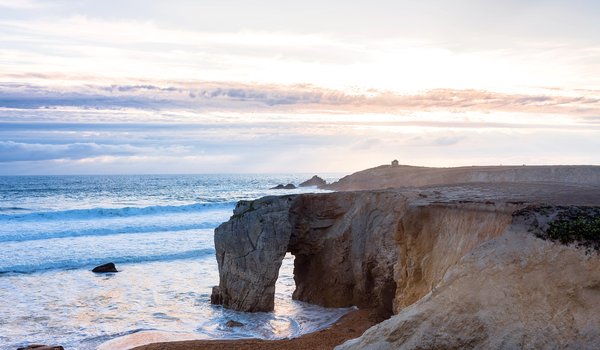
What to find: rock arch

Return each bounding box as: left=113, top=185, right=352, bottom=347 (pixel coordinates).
left=210, top=192, right=404, bottom=318
left=210, top=191, right=513, bottom=320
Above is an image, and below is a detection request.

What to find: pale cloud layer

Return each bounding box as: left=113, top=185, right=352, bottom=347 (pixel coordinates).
left=2, top=12, right=600, bottom=92
left=0, top=0, right=47, bottom=9
left=1, top=82, right=599, bottom=116
left=1, top=105, right=598, bottom=174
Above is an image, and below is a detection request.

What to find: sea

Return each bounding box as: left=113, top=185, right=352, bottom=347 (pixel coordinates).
left=0, top=174, right=352, bottom=349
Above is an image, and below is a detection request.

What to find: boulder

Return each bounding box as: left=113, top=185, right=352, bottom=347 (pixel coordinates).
left=92, top=262, right=118, bottom=273
left=270, top=183, right=296, bottom=190
left=17, top=345, right=64, bottom=350
left=225, top=320, right=244, bottom=327
left=299, top=175, right=326, bottom=187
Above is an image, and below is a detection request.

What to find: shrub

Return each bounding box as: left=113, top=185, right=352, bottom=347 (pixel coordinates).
left=544, top=207, right=600, bottom=251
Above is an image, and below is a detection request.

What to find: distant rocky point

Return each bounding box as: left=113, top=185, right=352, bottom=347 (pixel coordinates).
left=299, top=175, right=326, bottom=187
left=270, top=183, right=296, bottom=190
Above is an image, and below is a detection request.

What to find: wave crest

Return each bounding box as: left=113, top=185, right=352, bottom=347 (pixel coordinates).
left=0, top=248, right=214, bottom=274
left=0, top=202, right=235, bottom=221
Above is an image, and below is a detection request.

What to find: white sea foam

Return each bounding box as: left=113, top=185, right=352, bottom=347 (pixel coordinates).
left=0, top=202, right=237, bottom=221
left=0, top=209, right=230, bottom=243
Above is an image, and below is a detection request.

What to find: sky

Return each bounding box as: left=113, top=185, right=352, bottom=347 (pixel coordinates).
left=1, top=0, right=599, bottom=174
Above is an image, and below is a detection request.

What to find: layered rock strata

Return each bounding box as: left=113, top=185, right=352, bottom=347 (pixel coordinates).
left=337, top=208, right=600, bottom=349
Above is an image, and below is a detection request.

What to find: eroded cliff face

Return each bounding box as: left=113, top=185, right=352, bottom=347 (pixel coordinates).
left=212, top=188, right=518, bottom=318
left=393, top=203, right=513, bottom=312
left=337, top=220, right=600, bottom=349
left=212, top=191, right=412, bottom=316
left=211, top=185, right=600, bottom=349
left=288, top=191, right=408, bottom=317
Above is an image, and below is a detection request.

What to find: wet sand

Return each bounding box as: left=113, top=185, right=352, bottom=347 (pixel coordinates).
left=132, top=309, right=376, bottom=350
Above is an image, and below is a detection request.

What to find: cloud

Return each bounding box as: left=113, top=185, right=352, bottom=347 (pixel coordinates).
left=2, top=14, right=600, bottom=96
left=0, top=115, right=599, bottom=174
left=0, top=141, right=136, bottom=162
left=351, top=138, right=383, bottom=150
left=0, top=0, right=45, bottom=9
left=433, top=136, right=464, bottom=146
left=0, top=141, right=191, bottom=162
left=581, top=116, right=600, bottom=124
left=1, top=82, right=600, bottom=116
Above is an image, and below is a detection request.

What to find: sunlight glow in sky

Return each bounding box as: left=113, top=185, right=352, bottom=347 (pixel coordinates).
left=1, top=0, right=599, bottom=174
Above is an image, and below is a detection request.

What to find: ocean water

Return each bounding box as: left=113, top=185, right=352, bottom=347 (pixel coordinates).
left=0, top=174, right=351, bottom=349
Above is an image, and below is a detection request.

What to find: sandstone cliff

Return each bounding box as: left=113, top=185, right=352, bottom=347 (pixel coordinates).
left=212, top=191, right=407, bottom=316
left=338, top=213, right=600, bottom=349
left=212, top=181, right=600, bottom=349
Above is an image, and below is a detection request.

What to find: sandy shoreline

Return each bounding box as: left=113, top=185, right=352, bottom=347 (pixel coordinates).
left=130, top=309, right=375, bottom=350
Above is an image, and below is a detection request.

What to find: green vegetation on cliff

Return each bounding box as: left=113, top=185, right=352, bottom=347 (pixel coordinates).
left=545, top=208, right=600, bottom=251
left=521, top=206, right=600, bottom=252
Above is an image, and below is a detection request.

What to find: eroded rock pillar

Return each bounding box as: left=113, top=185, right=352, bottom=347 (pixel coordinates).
left=210, top=195, right=295, bottom=312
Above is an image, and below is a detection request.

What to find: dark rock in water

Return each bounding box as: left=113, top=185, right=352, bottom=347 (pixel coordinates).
left=299, top=175, right=326, bottom=187
left=92, top=262, right=118, bottom=273
left=17, top=345, right=65, bottom=350
left=270, top=183, right=296, bottom=190
left=225, top=320, right=244, bottom=327
left=210, top=286, right=224, bottom=305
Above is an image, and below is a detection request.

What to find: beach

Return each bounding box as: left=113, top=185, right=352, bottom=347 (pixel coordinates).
left=132, top=309, right=375, bottom=350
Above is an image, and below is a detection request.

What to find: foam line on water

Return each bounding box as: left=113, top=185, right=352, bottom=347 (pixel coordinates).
left=0, top=202, right=236, bottom=221
left=0, top=248, right=214, bottom=274
left=0, top=206, right=30, bottom=212
left=0, top=221, right=222, bottom=243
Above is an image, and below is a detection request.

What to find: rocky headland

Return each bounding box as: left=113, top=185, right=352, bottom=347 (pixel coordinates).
left=325, top=164, right=600, bottom=191
left=210, top=165, right=600, bottom=349
left=299, top=175, right=327, bottom=187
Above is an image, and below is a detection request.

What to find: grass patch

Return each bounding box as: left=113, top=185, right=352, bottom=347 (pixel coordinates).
left=518, top=206, right=600, bottom=252
left=545, top=208, right=600, bottom=251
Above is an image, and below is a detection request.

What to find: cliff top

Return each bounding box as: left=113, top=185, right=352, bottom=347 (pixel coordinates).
left=325, top=164, right=600, bottom=191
